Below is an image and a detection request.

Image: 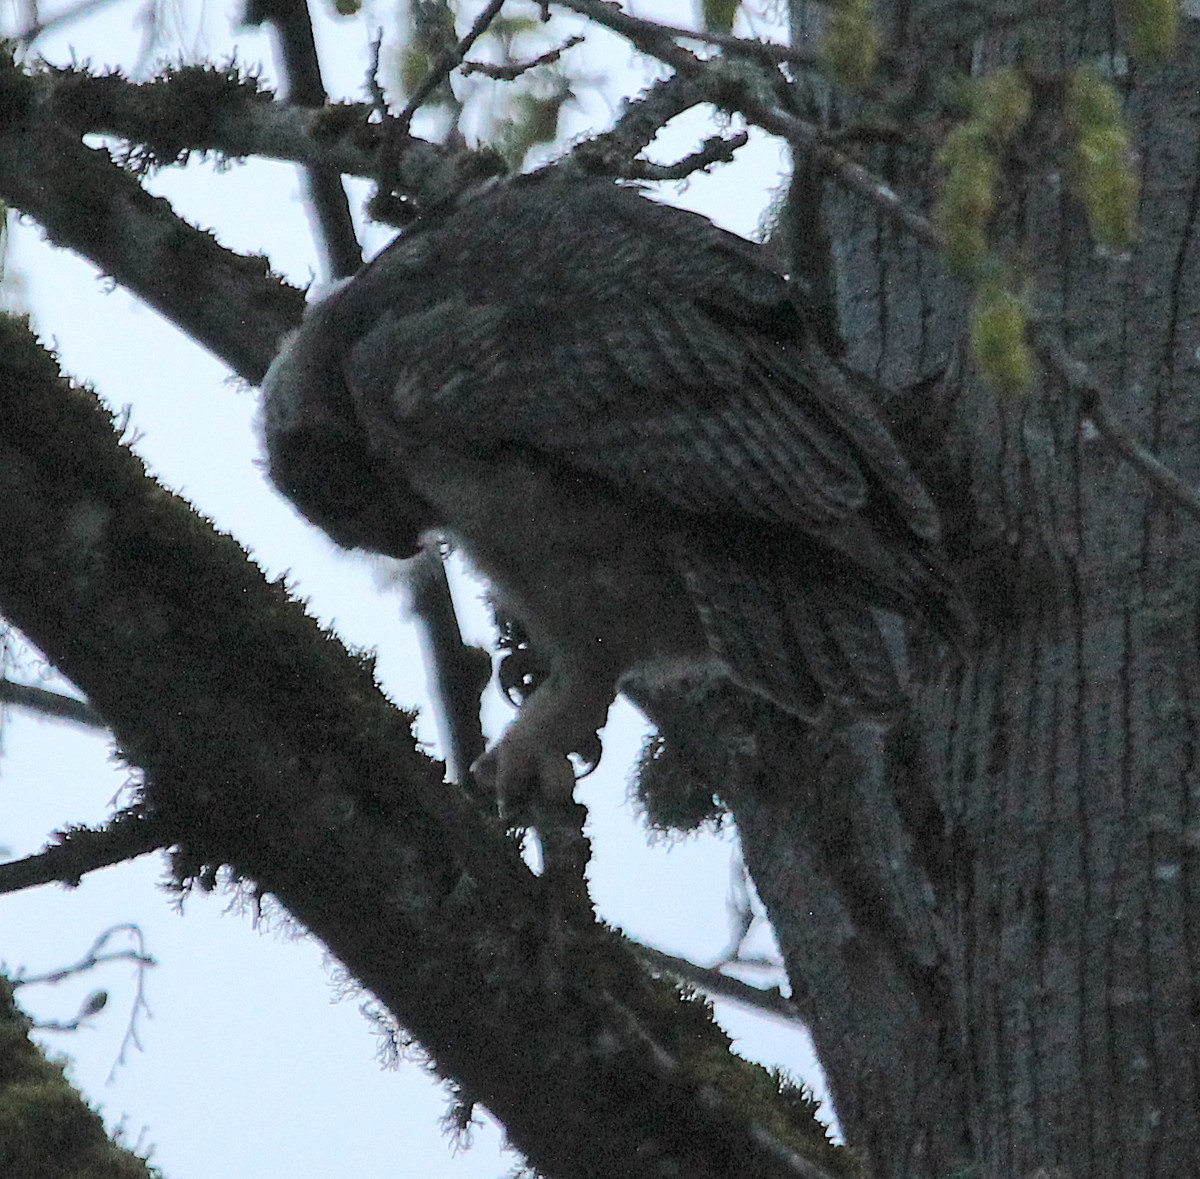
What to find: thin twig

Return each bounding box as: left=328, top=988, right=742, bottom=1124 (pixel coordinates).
left=632, top=942, right=800, bottom=1022
left=462, top=34, right=584, bottom=81
left=395, top=0, right=509, bottom=137
left=627, top=13, right=817, bottom=68
left=0, top=813, right=166, bottom=896
left=1033, top=326, right=1200, bottom=524
left=558, top=0, right=702, bottom=73
left=557, top=0, right=943, bottom=250
left=14, top=924, right=157, bottom=986
left=0, top=678, right=107, bottom=729
left=244, top=0, right=360, bottom=278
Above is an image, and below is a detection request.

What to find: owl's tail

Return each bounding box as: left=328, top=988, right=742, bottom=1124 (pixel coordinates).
left=677, top=545, right=935, bottom=721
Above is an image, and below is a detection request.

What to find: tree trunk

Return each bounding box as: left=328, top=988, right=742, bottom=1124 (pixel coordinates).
left=736, top=5, right=1200, bottom=1176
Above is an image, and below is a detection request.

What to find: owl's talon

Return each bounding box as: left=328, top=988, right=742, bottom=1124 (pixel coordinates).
left=472, top=737, right=579, bottom=819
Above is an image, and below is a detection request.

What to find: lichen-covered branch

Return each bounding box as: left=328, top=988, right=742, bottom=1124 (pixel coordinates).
left=0, top=59, right=301, bottom=382
left=0, top=315, right=853, bottom=1179
left=0, top=812, right=165, bottom=895
left=0, top=978, right=159, bottom=1179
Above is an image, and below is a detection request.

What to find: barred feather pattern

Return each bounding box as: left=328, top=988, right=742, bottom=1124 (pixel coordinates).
left=262, top=169, right=966, bottom=787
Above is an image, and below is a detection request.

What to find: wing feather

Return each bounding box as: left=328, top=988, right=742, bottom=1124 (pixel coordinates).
left=327, top=171, right=961, bottom=641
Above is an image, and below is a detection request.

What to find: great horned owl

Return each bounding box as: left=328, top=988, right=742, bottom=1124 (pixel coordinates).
left=261, top=169, right=964, bottom=804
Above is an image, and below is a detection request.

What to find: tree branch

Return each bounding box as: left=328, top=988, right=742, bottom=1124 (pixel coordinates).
left=557, top=0, right=942, bottom=249
left=0, top=813, right=166, bottom=895
left=0, top=61, right=302, bottom=383
left=243, top=0, right=360, bottom=278
left=42, top=62, right=384, bottom=176
left=0, top=678, right=107, bottom=729
left=395, top=0, right=507, bottom=136
left=633, top=942, right=801, bottom=1021
left=1033, top=325, right=1200, bottom=524
left=0, top=314, right=853, bottom=1179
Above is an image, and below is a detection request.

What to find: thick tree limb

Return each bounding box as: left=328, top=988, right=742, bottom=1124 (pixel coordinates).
left=0, top=316, right=851, bottom=1179
left=0, top=61, right=301, bottom=383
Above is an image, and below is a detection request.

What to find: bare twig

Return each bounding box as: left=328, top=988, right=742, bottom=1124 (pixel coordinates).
left=622, top=130, right=749, bottom=181
left=555, top=0, right=702, bottom=72
left=632, top=942, right=800, bottom=1021
left=14, top=924, right=156, bottom=1079
left=243, top=0, right=360, bottom=278
left=0, top=678, right=107, bottom=729
left=395, top=0, right=508, bottom=136
left=14, top=924, right=157, bottom=986
left=1033, top=326, right=1200, bottom=524
left=558, top=0, right=943, bottom=250
left=462, top=34, right=584, bottom=81
left=598, top=8, right=816, bottom=69
left=0, top=813, right=167, bottom=895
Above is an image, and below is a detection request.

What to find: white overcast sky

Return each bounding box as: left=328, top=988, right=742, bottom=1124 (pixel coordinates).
left=0, top=2, right=833, bottom=1176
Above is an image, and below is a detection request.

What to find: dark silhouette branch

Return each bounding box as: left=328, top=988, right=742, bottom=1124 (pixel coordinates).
left=395, top=0, right=508, bottom=136
left=243, top=0, right=360, bottom=278
left=620, top=129, right=750, bottom=181
left=568, top=72, right=708, bottom=174
left=633, top=942, right=801, bottom=1022
left=0, top=813, right=167, bottom=895
left=0, top=61, right=302, bottom=383
left=0, top=678, right=107, bottom=729
left=463, top=34, right=585, bottom=81
left=13, top=924, right=156, bottom=986
left=558, top=0, right=942, bottom=249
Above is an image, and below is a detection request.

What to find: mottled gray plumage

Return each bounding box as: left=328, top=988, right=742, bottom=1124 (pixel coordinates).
left=262, top=169, right=963, bottom=801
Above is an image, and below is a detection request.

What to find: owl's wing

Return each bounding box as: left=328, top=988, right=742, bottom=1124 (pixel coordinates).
left=334, top=174, right=957, bottom=639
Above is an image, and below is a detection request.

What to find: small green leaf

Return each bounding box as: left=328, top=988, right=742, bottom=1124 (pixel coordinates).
left=1067, top=68, right=1139, bottom=251
left=935, top=125, right=998, bottom=273
left=1120, top=0, right=1180, bottom=60
left=701, top=0, right=740, bottom=34
left=824, top=0, right=881, bottom=89
left=971, top=281, right=1033, bottom=395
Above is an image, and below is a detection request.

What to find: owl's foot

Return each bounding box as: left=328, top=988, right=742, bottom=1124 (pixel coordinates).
left=472, top=734, right=577, bottom=816
left=472, top=669, right=614, bottom=816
